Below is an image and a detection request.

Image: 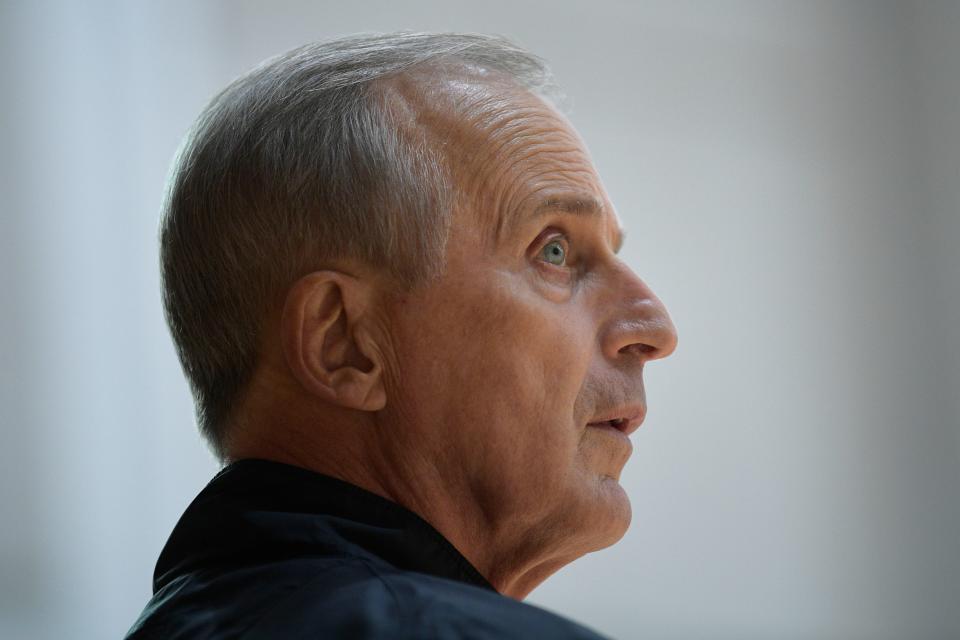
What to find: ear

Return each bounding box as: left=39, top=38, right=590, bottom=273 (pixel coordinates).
left=280, top=271, right=387, bottom=412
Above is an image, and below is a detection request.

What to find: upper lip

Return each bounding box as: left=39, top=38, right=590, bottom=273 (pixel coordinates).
left=586, top=404, right=647, bottom=436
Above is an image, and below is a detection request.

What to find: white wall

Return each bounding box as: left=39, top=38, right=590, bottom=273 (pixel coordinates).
left=1, top=2, right=957, bottom=638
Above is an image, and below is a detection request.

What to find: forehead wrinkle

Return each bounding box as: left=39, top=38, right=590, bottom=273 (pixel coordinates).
left=490, top=141, right=581, bottom=241
left=480, top=115, right=593, bottom=238
left=460, top=115, right=584, bottom=249
left=436, top=84, right=587, bottom=236
left=379, top=69, right=605, bottom=253
left=494, top=153, right=599, bottom=245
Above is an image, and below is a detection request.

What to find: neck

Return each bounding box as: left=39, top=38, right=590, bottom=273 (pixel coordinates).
left=225, top=385, right=579, bottom=600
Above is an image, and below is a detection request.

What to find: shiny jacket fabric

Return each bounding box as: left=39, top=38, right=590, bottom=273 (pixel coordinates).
left=125, top=459, right=609, bottom=639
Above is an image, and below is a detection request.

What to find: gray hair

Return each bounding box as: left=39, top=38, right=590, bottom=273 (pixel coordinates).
left=160, top=32, right=555, bottom=458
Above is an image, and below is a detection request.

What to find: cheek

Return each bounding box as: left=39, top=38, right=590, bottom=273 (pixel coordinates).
left=386, top=265, right=627, bottom=530
left=394, top=273, right=593, bottom=460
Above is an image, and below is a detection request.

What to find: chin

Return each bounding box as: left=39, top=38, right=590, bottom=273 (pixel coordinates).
left=599, top=476, right=633, bottom=546
left=574, top=474, right=633, bottom=552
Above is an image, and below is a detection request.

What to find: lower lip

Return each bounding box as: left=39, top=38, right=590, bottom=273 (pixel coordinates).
left=586, top=423, right=633, bottom=447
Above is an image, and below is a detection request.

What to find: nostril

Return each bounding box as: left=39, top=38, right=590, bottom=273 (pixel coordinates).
left=618, top=343, right=655, bottom=357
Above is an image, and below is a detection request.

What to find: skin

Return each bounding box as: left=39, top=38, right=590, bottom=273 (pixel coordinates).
left=227, top=70, right=678, bottom=599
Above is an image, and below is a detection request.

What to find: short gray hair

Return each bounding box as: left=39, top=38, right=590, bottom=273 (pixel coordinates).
left=160, top=32, right=555, bottom=458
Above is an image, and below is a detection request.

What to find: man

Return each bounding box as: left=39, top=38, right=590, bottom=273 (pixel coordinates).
left=127, top=32, right=677, bottom=639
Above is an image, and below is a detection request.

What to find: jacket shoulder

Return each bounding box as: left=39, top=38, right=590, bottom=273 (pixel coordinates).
left=127, top=558, right=608, bottom=640
left=127, top=557, right=406, bottom=640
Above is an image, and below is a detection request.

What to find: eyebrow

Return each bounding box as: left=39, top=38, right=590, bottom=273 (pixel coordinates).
left=498, top=194, right=626, bottom=254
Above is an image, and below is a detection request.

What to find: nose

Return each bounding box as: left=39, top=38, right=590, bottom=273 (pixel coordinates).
left=600, top=263, right=678, bottom=364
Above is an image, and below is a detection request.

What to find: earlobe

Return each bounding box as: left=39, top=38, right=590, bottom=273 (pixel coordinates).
left=280, top=271, right=387, bottom=412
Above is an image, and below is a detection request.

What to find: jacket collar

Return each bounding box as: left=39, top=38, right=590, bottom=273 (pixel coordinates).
left=154, top=458, right=496, bottom=594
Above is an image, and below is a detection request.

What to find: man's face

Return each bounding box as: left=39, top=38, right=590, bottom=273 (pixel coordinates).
left=377, top=80, right=677, bottom=576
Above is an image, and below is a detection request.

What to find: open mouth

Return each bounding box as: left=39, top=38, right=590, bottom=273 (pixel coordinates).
left=586, top=407, right=645, bottom=436
left=589, top=418, right=629, bottom=432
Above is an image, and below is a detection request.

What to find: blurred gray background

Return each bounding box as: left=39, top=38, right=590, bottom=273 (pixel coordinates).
left=1, top=1, right=958, bottom=638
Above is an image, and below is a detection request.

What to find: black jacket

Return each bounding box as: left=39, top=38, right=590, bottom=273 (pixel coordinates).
left=125, top=459, right=610, bottom=639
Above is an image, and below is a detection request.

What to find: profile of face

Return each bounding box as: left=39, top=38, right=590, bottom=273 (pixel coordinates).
left=369, top=79, right=679, bottom=594
left=168, top=45, right=680, bottom=603
left=256, top=71, right=678, bottom=599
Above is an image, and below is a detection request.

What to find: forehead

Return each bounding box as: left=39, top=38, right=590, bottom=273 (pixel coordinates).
left=456, top=87, right=615, bottom=242
left=381, top=69, right=622, bottom=248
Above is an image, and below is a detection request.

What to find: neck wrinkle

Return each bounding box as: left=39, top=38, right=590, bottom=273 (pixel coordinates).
left=364, top=428, right=517, bottom=593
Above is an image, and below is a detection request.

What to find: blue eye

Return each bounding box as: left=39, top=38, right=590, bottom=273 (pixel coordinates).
left=539, top=240, right=567, bottom=266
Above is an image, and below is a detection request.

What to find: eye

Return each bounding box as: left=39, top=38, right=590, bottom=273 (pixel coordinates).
left=538, top=239, right=568, bottom=266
